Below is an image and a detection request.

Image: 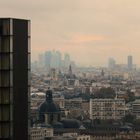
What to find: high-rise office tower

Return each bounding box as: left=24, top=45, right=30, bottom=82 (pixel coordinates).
left=55, top=51, right=61, bottom=68
left=45, top=50, right=62, bottom=69
left=64, top=53, right=70, bottom=68
left=50, top=50, right=56, bottom=68
left=45, top=51, right=52, bottom=70
left=108, top=58, right=116, bottom=69
left=0, top=18, right=30, bottom=140
left=127, top=55, right=133, bottom=70
left=38, top=53, right=45, bottom=67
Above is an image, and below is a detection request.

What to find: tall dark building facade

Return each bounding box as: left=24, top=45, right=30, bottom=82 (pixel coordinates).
left=0, top=18, right=30, bottom=140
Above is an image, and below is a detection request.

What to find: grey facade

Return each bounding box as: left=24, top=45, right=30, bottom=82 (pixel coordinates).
left=0, top=18, right=30, bottom=140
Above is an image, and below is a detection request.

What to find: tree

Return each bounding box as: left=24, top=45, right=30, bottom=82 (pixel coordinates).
left=93, top=87, right=116, bottom=99
left=126, top=89, right=135, bottom=103
left=123, top=114, right=136, bottom=124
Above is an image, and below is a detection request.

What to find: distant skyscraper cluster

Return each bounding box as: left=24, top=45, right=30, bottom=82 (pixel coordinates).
left=38, top=50, right=76, bottom=70
left=108, top=55, right=135, bottom=70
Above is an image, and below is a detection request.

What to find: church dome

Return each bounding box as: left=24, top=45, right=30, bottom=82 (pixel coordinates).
left=61, top=119, right=82, bottom=129
left=52, top=122, right=64, bottom=128
left=39, top=90, right=60, bottom=114
left=39, top=101, right=60, bottom=113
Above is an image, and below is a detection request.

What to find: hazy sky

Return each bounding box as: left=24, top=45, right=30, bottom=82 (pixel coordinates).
left=0, top=0, right=140, bottom=66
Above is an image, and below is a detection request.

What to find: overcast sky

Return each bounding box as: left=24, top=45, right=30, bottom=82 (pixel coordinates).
left=0, top=0, right=140, bottom=66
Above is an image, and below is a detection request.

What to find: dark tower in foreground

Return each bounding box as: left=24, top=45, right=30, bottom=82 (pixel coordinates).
left=0, top=18, right=30, bottom=140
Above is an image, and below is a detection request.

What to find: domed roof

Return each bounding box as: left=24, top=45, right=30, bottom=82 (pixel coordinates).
left=52, top=122, right=64, bottom=128
left=39, top=102, right=60, bottom=113
left=39, top=123, right=52, bottom=128
left=39, top=90, right=60, bottom=114
left=61, top=119, right=82, bottom=129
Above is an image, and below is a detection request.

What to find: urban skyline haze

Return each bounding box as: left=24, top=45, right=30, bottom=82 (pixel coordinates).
left=0, top=0, right=140, bottom=66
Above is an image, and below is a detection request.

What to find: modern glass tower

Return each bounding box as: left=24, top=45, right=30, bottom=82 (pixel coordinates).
left=0, top=18, right=30, bottom=140
left=127, top=55, right=133, bottom=70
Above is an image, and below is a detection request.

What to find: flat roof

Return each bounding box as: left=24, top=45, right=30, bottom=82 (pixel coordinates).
left=0, top=17, right=30, bottom=21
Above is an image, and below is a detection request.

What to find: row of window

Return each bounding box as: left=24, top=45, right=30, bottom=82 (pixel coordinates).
left=0, top=105, right=12, bottom=121
left=0, top=54, right=13, bottom=70
left=0, top=71, right=31, bottom=87
left=0, top=19, right=12, bottom=36
left=0, top=123, right=10, bottom=138
left=0, top=37, right=12, bottom=52
left=0, top=87, right=30, bottom=103
left=91, top=100, right=124, bottom=102
left=0, top=37, right=31, bottom=53
left=0, top=71, right=13, bottom=87
left=0, top=55, right=30, bottom=70
left=91, top=109, right=125, bottom=111
left=78, top=137, right=90, bottom=140
left=0, top=89, right=12, bottom=104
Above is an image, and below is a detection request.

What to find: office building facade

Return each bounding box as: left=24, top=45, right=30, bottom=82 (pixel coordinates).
left=90, top=99, right=125, bottom=120
left=108, top=57, right=116, bottom=69
left=45, top=51, right=52, bottom=70
left=0, top=18, right=30, bottom=140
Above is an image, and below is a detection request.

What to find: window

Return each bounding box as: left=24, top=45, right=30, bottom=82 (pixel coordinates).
left=0, top=88, right=10, bottom=104
left=0, top=37, right=10, bottom=53
left=0, top=123, right=10, bottom=138
left=2, top=106, right=10, bottom=121
left=2, top=20, right=10, bottom=35
left=0, top=54, right=10, bottom=70
left=0, top=71, right=10, bottom=87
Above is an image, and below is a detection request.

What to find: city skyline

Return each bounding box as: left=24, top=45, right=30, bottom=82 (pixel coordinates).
left=37, top=50, right=136, bottom=67
left=1, top=0, right=140, bottom=66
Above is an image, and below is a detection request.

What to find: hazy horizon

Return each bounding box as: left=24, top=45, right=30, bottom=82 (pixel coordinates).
left=36, top=50, right=135, bottom=67
left=0, top=0, right=140, bottom=66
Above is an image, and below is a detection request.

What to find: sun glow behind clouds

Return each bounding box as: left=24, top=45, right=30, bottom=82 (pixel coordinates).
left=73, top=34, right=105, bottom=43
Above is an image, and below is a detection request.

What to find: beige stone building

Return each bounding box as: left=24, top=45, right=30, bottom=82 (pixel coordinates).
left=31, top=127, right=53, bottom=140
left=90, top=99, right=125, bottom=120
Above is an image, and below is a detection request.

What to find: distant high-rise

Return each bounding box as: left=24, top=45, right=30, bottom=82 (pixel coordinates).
left=55, top=51, right=61, bottom=68
left=0, top=18, right=30, bottom=140
left=45, top=51, right=52, bottom=70
left=64, top=53, right=70, bottom=68
left=108, top=58, right=116, bottom=69
left=127, top=55, right=133, bottom=70
left=44, top=50, right=62, bottom=69
left=38, top=53, right=45, bottom=67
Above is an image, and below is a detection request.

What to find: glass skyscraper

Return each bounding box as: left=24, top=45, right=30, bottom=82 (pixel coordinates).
left=0, top=18, right=30, bottom=140
left=127, top=55, right=133, bottom=70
